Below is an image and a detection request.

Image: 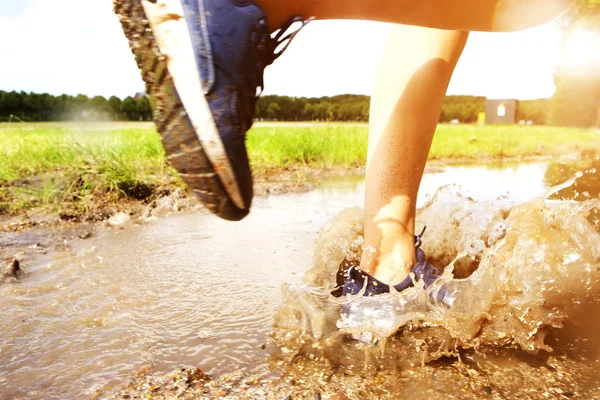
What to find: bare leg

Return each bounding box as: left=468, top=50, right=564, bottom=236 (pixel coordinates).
left=255, top=0, right=573, bottom=33
left=360, top=26, right=468, bottom=285
left=251, top=0, right=568, bottom=285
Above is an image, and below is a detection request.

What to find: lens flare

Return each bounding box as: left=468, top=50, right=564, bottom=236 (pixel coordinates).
left=564, top=28, right=600, bottom=68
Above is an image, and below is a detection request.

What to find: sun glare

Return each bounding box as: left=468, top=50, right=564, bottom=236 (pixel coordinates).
left=564, top=28, right=600, bottom=68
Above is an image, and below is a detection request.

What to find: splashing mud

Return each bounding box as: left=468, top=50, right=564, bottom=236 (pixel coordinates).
left=273, top=182, right=600, bottom=370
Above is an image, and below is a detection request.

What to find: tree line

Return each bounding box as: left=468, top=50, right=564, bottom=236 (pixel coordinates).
left=256, top=94, right=553, bottom=125
left=0, top=90, right=595, bottom=127
left=0, top=91, right=152, bottom=122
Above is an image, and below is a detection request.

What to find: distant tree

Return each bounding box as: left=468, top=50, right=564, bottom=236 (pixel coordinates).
left=5, top=91, right=24, bottom=120
left=266, top=102, right=281, bottom=120
left=54, top=94, right=69, bottom=120
left=440, top=96, right=485, bottom=123
left=302, top=103, right=315, bottom=120
left=314, top=102, right=329, bottom=121
left=39, top=93, right=55, bottom=121
left=108, top=96, right=122, bottom=120
left=0, top=92, right=6, bottom=121
left=22, top=92, right=40, bottom=121
left=88, top=96, right=110, bottom=120
left=121, top=96, right=139, bottom=120
left=255, top=96, right=271, bottom=120
left=275, top=96, right=293, bottom=120
left=136, top=96, right=152, bottom=121
left=67, top=94, right=90, bottom=120
left=517, top=99, right=549, bottom=124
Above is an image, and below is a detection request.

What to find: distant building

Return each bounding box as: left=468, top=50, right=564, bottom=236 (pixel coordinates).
left=485, top=99, right=517, bottom=124
left=134, top=92, right=147, bottom=100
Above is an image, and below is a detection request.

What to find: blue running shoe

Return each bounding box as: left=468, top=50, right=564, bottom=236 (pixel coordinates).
left=339, top=228, right=442, bottom=297
left=114, top=0, right=310, bottom=220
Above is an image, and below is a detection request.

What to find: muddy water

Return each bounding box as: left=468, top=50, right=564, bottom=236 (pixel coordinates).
left=273, top=158, right=600, bottom=398
left=0, top=161, right=598, bottom=399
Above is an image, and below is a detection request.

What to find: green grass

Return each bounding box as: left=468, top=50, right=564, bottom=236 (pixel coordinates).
left=247, top=124, right=368, bottom=170
left=428, top=124, right=600, bottom=160
left=248, top=123, right=600, bottom=168
left=0, top=123, right=174, bottom=215
left=0, top=121, right=598, bottom=215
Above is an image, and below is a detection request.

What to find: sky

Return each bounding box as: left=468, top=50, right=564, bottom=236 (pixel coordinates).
left=0, top=0, right=571, bottom=100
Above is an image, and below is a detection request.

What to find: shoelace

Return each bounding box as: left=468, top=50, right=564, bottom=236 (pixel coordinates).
left=254, top=16, right=312, bottom=97
left=414, top=226, right=427, bottom=248
left=269, top=17, right=313, bottom=62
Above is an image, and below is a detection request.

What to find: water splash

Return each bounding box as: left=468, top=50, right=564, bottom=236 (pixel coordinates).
left=272, top=187, right=600, bottom=366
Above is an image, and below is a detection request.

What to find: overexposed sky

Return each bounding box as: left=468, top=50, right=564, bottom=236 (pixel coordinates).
left=0, top=0, right=566, bottom=100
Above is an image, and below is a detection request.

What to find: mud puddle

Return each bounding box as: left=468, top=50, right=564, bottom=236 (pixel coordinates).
left=1, top=160, right=599, bottom=399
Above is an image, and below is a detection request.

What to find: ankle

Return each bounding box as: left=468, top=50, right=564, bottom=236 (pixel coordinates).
left=360, top=232, right=417, bottom=286
left=372, top=254, right=416, bottom=286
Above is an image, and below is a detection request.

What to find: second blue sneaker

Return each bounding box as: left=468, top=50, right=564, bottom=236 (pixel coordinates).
left=341, top=247, right=442, bottom=296
left=337, top=228, right=442, bottom=297
left=114, top=0, right=310, bottom=220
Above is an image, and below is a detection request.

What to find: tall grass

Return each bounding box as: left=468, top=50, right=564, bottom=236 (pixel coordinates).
left=428, top=124, right=600, bottom=159
left=1, top=122, right=598, bottom=214
left=0, top=126, right=167, bottom=181
left=247, top=124, right=368, bottom=170
left=0, top=125, right=173, bottom=214
left=247, top=123, right=600, bottom=169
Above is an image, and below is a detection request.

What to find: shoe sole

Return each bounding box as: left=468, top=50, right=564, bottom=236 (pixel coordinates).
left=114, top=0, right=249, bottom=221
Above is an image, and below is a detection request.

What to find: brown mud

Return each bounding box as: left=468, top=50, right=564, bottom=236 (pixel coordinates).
left=0, top=154, right=563, bottom=233
left=109, top=350, right=600, bottom=399
left=0, top=166, right=364, bottom=233
left=108, top=168, right=600, bottom=399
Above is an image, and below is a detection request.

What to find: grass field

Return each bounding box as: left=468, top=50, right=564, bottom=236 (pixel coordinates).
left=0, top=123, right=171, bottom=215
left=249, top=123, right=600, bottom=169
left=1, top=122, right=598, bottom=215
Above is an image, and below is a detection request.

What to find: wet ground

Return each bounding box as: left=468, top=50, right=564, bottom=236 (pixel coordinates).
left=1, top=159, right=599, bottom=399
